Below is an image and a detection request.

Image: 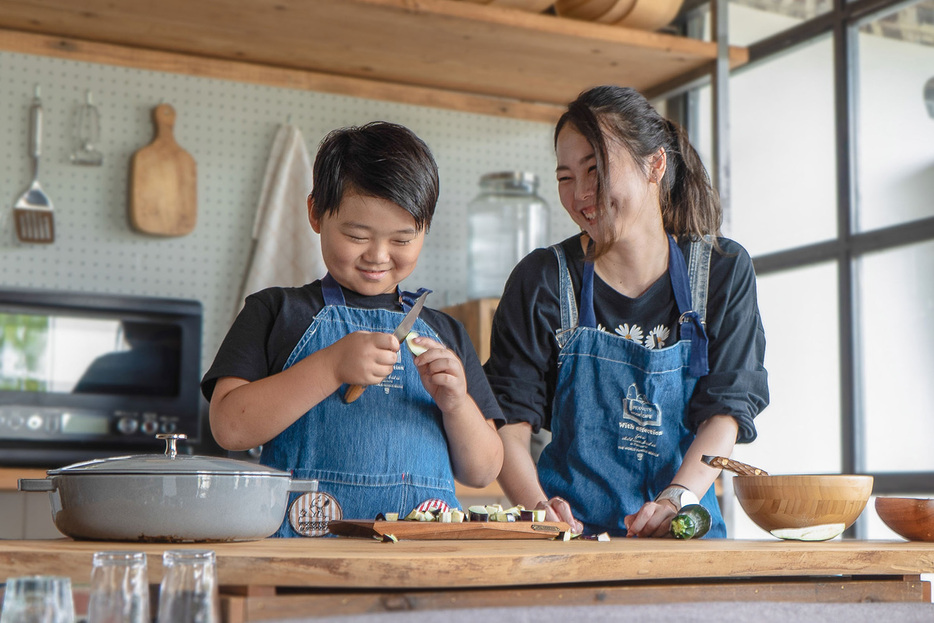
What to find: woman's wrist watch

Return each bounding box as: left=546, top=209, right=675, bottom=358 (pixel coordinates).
left=653, top=484, right=699, bottom=512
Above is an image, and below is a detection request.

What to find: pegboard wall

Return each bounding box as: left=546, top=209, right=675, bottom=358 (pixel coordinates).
left=0, top=51, right=577, bottom=378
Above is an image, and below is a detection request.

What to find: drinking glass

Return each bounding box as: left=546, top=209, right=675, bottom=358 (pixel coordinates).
left=156, top=550, right=219, bottom=623
left=0, top=575, right=75, bottom=623
left=87, top=551, right=150, bottom=623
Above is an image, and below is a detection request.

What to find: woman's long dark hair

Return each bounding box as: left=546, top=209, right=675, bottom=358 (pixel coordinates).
left=554, top=86, right=722, bottom=258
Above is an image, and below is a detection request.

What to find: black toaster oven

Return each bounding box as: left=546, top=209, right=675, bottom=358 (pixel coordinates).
left=0, top=288, right=204, bottom=466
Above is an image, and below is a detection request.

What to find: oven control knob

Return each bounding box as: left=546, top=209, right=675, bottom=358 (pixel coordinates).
left=27, top=414, right=43, bottom=431
left=8, top=414, right=25, bottom=430
left=117, top=416, right=139, bottom=435
left=141, top=419, right=160, bottom=436
left=160, top=421, right=177, bottom=434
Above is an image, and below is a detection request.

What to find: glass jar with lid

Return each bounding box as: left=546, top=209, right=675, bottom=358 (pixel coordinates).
left=467, top=171, right=550, bottom=300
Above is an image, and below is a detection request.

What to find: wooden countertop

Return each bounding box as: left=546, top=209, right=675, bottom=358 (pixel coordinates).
left=0, top=467, right=48, bottom=491
left=2, top=538, right=933, bottom=590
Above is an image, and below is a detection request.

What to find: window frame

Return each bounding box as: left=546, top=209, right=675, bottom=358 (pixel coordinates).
left=677, top=0, right=934, bottom=497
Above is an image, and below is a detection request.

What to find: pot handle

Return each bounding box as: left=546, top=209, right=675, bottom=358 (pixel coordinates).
left=289, top=479, right=319, bottom=493
left=18, top=478, right=56, bottom=492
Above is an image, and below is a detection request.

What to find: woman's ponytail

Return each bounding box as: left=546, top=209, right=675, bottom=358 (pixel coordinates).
left=660, top=119, right=722, bottom=242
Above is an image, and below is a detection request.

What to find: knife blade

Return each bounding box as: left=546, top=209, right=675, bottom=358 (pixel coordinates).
left=344, top=290, right=429, bottom=403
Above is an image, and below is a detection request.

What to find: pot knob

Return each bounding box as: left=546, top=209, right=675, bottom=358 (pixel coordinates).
left=157, top=432, right=188, bottom=459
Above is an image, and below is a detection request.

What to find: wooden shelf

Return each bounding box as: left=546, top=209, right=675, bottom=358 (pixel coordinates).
left=0, top=0, right=747, bottom=121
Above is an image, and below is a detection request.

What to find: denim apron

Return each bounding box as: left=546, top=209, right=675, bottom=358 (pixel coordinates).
left=537, top=235, right=726, bottom=537
left=261, top=274, right=459, bottom=537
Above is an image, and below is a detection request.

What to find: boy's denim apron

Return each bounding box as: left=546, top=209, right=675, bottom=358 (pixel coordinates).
left=537, top=235, right=726, bottom=537
left=261, top=274, right=459, bottom=537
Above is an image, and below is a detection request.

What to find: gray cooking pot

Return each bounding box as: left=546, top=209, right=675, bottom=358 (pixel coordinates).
left=18, top=434, right=317, bottom=542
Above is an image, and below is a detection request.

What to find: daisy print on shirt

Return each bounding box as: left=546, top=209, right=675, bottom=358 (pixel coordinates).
left=602, top=322, right=671, bottom=349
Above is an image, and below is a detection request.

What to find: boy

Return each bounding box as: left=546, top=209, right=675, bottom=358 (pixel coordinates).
left=202, top=122, right=504, bottom=537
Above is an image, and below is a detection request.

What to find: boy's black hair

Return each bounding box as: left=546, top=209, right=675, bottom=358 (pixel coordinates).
left=310, top=121, right=439, bottom=231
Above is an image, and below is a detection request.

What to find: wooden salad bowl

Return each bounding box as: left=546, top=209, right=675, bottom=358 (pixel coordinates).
left=875, top=497, right=934, bottom=542
left=732, top=474, right=873, bottom=533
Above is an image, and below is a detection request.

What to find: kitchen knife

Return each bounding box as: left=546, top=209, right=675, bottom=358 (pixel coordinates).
left=701, top=455, right=769, bottom=476
left=343, top=290, right=429, bottom=404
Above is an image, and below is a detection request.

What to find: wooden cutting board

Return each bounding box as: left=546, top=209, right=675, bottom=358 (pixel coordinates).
left=129, top=103, right=197, bottom=236
left=328, top=520, right=571, bottom=540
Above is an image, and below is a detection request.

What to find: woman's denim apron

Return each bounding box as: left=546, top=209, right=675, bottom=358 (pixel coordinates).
left=261, top=274, right=459, bottom=537
left=537, top=235, right=726, bottom=537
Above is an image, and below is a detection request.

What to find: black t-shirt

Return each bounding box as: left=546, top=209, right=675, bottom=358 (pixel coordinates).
left=202, top=282, right=504, bottom=425
left=483, top=234, right=768, bottom=443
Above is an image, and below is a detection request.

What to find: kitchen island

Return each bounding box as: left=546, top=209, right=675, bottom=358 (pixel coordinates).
left=1, top=538, right=932, bottom=622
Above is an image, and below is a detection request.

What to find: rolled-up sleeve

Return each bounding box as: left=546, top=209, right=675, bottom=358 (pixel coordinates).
left=688, top=242, right=769, bottom=443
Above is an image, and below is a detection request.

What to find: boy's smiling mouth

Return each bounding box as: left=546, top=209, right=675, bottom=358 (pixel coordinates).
left=358, top=267, right=390, bottom=280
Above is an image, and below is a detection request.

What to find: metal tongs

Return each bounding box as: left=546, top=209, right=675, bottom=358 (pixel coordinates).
left=702, top=455, right=769, bottom=476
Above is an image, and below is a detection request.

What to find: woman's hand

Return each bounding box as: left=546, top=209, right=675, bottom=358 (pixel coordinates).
left=623, top=500, right=677, bottom=538
left=537, top=496, right=584, bottom=534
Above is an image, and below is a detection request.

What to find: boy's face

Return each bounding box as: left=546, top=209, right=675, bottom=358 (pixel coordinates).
left=309, top=192, right=426, bottom=296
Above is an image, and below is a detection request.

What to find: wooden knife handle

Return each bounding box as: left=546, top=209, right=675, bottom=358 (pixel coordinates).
left=344, top=384, right=366, bottom=403
left=703, top=455, right=768, bottom=476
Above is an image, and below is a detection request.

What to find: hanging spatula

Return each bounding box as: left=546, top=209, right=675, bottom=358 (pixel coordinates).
left=14, top=86, right=55, bottom=244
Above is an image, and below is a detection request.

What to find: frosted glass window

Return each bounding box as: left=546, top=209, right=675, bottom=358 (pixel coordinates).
left=732, top=262, right=841, bottom=474
left=853, top=3, right=934, bottom=231
left=727, top=36, right=837, bottom=254
left=727, top=1, right=832, bottom=46
left=858, top=240, right=934, bottom=472
left=727, top=262, right=841, bottom=538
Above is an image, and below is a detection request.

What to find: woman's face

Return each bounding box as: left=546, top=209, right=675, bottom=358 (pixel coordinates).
left=555, top=124, right=663, bottom=245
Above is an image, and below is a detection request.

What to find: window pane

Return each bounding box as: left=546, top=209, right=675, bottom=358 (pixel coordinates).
left=858, top=240, right=934, bottom=472
left=726, top=263, right=841, bottom=539
left=854, top=2, right=934, bottom=231
left=726, top=36, right=837, bottom=254
left=728, top=0, right=832, bottom=46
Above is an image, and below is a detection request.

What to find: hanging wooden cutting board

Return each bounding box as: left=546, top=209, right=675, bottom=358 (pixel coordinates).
left=129, top=103, right=197, bottom=236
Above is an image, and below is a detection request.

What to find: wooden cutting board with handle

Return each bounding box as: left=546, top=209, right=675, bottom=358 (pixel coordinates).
left=129, top=103, right=197, bottom=236
left=328, top=520, right=571, bottom=540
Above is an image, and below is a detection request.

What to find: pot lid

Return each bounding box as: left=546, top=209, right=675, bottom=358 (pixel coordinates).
left=47, top=434, right=291, bottom=477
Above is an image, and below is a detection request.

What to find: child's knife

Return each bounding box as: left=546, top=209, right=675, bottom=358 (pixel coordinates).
left=343, top=290, right=429, bottom=403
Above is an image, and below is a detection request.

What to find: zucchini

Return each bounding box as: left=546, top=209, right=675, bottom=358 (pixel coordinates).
left=669, top=504, right=711, bottom=539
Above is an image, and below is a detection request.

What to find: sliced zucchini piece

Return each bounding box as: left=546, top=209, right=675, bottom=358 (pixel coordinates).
left=404, top=331, right=429, bottom=356
left=770, top=523, right=846, bottom=541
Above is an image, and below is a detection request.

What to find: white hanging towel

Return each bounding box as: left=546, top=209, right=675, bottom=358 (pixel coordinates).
left=236, top=124, right=325, bottom=316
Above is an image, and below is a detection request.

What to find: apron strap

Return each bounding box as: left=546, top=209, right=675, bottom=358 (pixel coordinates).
left=551, top=244, right=579, bottom=348
left=321, top=273, right=431, bottom=313
left=688, top=235, right=713, bottom=325
left=399, top=287, right=432, bottom=312
left=321, top=273, right=345, bottom=306
left=669, top=235, right=709, bottom=377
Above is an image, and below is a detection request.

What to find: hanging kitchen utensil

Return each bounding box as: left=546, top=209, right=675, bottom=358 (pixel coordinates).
left=701, top=455, right=769, bottom=476
left=129, top=103, right=197, bottom=236
left=70, top=90, right=103, bottom=166
left=13, top=85, right=55, bottom=244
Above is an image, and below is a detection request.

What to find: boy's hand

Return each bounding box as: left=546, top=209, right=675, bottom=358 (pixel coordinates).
left=408, top=336, right=467, bottom=414
left=329, top=331, right=400, bottom=386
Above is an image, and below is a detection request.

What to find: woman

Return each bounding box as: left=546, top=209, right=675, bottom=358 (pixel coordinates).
left=484, top=86, right=769, bottom=537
